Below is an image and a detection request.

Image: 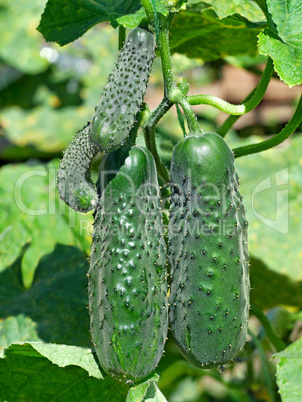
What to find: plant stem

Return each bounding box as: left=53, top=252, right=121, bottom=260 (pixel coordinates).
left=144, top=126, right=170, bottom=183
left=147, top=97, right=174, bottom=128
left=176, top=103, right=186, bottom=135
left=118, top=26, right=126, bottom=51
left=251, top=305, right=286, bottom=352
left=140, top=0, right=155, bottom=25
left=233, top=94, right=302, bottom=158
left=248, top=329, right=276, bottom=402
left=217, top=58, right=274, bottom=137
left=158, top=15, right=174, bottom=97
left=178, top=96, right=200, bottom=134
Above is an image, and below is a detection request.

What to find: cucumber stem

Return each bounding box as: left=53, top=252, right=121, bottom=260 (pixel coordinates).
left=233, top=94, right=302, bottom=158
left=140, top=0, right=155, bottom=25
left=118, top=26, right=126, bottom=51
left=144, top=126, right=170, bottom=183
left=177, top=96, right=200, bottom=134
left=158, top=16, right=174, bottom=97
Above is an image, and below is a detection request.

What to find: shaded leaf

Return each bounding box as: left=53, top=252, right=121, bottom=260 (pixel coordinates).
left=0, top=342, right=129, bottom=401
left=250, top=256, right=302, bottom=310
left=272, top=338, right=302, bottom=401
left=0, top=245, right=90, bottom=348
left=170, top=4, right=262, bottom=61
left=37, top=0, right=166, bottom=45
left=0, top=161, right=93, bottom=287
left=37, top=0, right=142, bottom=45
left=258, top=0, right=302, bottom=86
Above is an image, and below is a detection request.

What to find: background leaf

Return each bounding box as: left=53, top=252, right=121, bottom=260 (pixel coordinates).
left=0, top=245, right=90, bottom=348
left=258, top=0, right=302, bottom=86
left=0, top=343, right=129, bottom=401
left=250, top=256, right=302, bottom=310
left=170, top=4, right=262, bottom=61
left=273, top=337, right=302, bottom=401
left=195, top=0, right=265, bottom=21
left=0, top=161, right=93, bottom=287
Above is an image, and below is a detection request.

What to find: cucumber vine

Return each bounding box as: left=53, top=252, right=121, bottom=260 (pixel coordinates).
left=138, top=1, right=302, bottom=174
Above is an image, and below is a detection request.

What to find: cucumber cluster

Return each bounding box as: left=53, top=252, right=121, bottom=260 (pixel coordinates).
left=57, top=24, right=249, bottom=384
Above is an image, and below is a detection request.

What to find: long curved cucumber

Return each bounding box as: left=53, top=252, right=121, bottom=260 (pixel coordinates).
left=168, top=132, right=250, bottom=368
left=88, top=146, right=168, bottom=382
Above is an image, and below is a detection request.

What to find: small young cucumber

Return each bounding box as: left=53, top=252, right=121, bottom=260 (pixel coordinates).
left=88, top=146, right=168, bottom=382
left=57, top=123, right=99, bottom=212
left=169, top=132, right=250, bottom=368
left=90, top=27, right=156, bottom=152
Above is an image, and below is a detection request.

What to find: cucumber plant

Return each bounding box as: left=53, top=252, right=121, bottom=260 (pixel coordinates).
left=44, top=0, right=302, bottom=398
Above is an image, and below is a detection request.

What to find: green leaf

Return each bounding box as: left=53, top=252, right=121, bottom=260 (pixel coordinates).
left=197, top=0, right=265, bottom=21
left=116, top=1, right=167, bottom=29
left=12, top=342, right=102, bottom=379
left=0, top=0, right=49, bottom=74
left=233, top=135, right=302, bottom=282
left=258, top=0, right=302, bottom=86
left=170, top=4, right=262, bottom=61
left=0, top=161, right=93, bottom=287
left=272, top=338, right=302, bottom=401
left=144, top=383, right=167, bottom=401
left=126, top=374, right=160, bottom=402
left=250, top=256, right=302, bottom=310
left=0, top=342, right=129, bottom=401
left=0, top=245, right=90, bottom=348
left=0, top=316, right=41, bottom=354
left=37, top=0, right=141, bottom=46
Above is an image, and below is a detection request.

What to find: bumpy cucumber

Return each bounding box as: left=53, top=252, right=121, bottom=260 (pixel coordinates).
left=57, top=123, right=99, bottom=212
left=90, top=27, right=155, bottom=151
left=88, top=146, right=168, bottom=382
left=169, top=132, right=250, bottom=368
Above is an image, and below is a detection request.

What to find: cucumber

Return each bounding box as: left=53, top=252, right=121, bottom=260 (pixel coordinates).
left=168, top=132, right=250, bottom=368
left=90, top=27, right=156, bottom=152
left=57, top=123, right=99, bottom=212
left=88, top=146, right=168, bottom=382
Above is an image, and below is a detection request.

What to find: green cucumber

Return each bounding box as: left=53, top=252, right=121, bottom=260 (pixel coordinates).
left=90, top=27, right=156, bottom=152
left=88, top=146, right=168, bottom=382
left=57, top=123, right=99, bottom=212
left=169, top=132, right=250, bottom=368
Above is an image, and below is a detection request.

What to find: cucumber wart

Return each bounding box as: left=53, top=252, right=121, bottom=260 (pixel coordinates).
left=168, top=132, right=250, bottom=368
